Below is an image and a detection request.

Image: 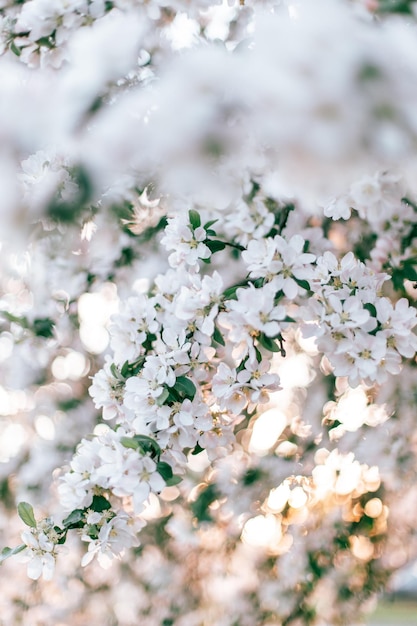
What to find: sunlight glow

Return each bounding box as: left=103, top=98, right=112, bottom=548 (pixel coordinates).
left=0, top=422, right=26, bottom=461
left=249, top=409, right=287, bottom=454
left=35, top=414, right=56, bottom=440
left=242, top=514, right=282, bottom=549
left=52, top=351, right=89, bottom=381
left=78, top=287, right=117, bottom=354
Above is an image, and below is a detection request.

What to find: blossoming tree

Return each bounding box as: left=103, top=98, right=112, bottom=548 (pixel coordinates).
left=1, top=0, right=417, bottom=624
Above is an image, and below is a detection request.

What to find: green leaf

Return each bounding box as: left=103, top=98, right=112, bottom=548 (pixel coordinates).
left=62, top=509, right=85, bottom=529
left=1, top=314, right=55, bottom=338
left=265, top=202, right=295, bottom=236
left=175, top=376, right=197, bottom=401
left=128, top=356, right=146, bottom=376
left=156, top=387, right=170, bottom=406
left=264, top=197, right=279, bottom=213
left=142, top=333, right=157, bottom=352
left=85, top=95, right=104, bottom=119
left=392, top=270, right=404, bottom=292
left=258, top=333, right=280, bottom=353
left=120, top=436, right=139, bottom=450
left=56, top=528, right=68, bottom=544
left=120, top=361, right=130, bottom=377
left=58, top=397, right=82, bottom=411
left=212, top=326, right=225, bottom=346
left=363, top=303, right=377, bottom=318
left=32, top=317, right=54, bottom=338
left=391, top=259, right=417, bottom=291
left=166, top=475, right=182, bottom=487
left=121, top=434, right=161, bottom=458
left=0, top=544, right=26, bottom=564
left=203, top=219, right=218, bottom=231
left=242, top=468, right=264, bottom=486
left=137, top=435, right=162, bottom=457
left=377, top=0, right=414, bottom=14
left=354, top=232, right=378, bottom=262
left=110, top=363, right=122, bottom=379
left=36, top=35, right=55, bottom=48
left=402, top=196, right=417, bottom=212
left=191, top=442, right=204, bottom=456
left=90, top=495, right=111, bottom=512
left=222, top=281, right=247, bottom=301
left=188, top=210, right=201, bottom=229
left=294, top=278, right=311, bottom=292
left=401, top=262, right=417, bottom=282
left=47, top=165, right=93, bottom=223
left=157, top=461, right=173, bottom=481
left=191, top=484, right=219, bottom=523
left=166, top=388, right=180, bottom=404
left=245, top=180, right=260, bottom=203
left=10, top=41, right=21, bottom=57
left=1, top=311, right=28, bottom=327
left=223, top=285, right=239, bottom=300
left=17, top=502, right=37, bottom=528
left=206, top=240, right=226, bottom=254
left=357, top=64, right=382, bottom=82
left=253, top=278, right=264, bottom=288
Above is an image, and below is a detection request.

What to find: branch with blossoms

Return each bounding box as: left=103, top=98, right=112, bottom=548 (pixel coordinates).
left=3, top=192, right=417, bottom=582
left=3, top=1, right=417, bottom=622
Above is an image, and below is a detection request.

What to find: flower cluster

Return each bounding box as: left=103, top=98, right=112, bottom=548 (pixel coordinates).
left=46, top=192, right=416, bottom=576
left=58, top=427, right=166, bottom=514
left=20, top=518, right=60, bottom=581
left=80, top=510, right=140, bottom=569
left=304, top=251, right=417, bottom=386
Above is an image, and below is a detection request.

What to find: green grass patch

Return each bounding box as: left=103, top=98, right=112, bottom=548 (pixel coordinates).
left=368, top=600, right=417, bottom=625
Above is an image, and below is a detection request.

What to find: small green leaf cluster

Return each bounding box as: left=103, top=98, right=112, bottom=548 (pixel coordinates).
left=119, top=434, right=182, bottom=486
left=8, top=497, right=117, bottom=560
left=188, top=210, right=244, bottom=263
left=377, top=0, right=417, bottom=15
left=0, top=311, right=55, bottom=338
left=391, top=257, right=417, bottom=291
left=190, top=484, right=220, bottom=523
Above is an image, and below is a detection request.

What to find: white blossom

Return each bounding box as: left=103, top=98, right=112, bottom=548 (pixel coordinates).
left=81, top=513, right=140, bottom=568
left=20, top=523, right=59, bottom=581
